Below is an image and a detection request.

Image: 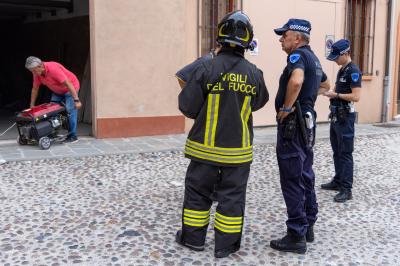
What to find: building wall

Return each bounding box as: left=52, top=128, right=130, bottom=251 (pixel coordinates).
left=243, top=0, right=341, bottom=125
left=354, top=0, right=388, bottom=123
left=90, top=0, right=197, bottom=138
left=89, top=0, right=392, bottom=138
left=243, top=0, right=389, bottom=125
left=391, top=2, right=400, bottom=118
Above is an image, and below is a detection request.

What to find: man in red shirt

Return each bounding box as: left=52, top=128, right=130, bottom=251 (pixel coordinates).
left=25, top=56, right=81, bottom=143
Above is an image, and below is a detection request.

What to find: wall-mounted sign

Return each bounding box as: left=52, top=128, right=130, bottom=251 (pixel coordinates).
left=249, top=38, right=259, bottom=56
left=325, top=35, right=335, bottom=57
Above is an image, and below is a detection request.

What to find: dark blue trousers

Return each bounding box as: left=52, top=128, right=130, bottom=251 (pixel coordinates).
left=330, top=113, right=355, bottom=191
left=276, top=122, right=318, bottom=237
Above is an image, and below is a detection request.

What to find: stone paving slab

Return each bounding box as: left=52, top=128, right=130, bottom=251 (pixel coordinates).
left=0, top=131, right=399, bottom=265
left=1, top=123, right=400, bottom=163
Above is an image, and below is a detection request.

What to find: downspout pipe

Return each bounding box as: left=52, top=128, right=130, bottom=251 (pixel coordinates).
left=383, top=0, right=396, bottom=122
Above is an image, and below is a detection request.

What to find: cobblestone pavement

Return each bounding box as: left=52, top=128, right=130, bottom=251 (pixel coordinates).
left=0, top=130, right=400, bottom=265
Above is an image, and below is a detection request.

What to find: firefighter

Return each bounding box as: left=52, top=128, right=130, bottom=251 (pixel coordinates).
left=175, top=43, right=222, bottom=89
left=270, top=19, right=329, bottom=254
left=175, top=11, right=269, bottom=258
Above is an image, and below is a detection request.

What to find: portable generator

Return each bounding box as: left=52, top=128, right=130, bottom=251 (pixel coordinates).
left=16, top=103, right=70, bottom=149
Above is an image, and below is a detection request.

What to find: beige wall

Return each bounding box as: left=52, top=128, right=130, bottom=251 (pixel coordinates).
left=355, top=0, right=387, bottom=123
left=91, top=0, right=191, bottom=118
left=89, top=0, right=393, bottom=137
left=243, top=0, right=342, bottom=125
left=391, top=2, right=400, bottom=118
left=90, top=0, right=199, bottom=137
left=243, top=0, right=390, bottom=125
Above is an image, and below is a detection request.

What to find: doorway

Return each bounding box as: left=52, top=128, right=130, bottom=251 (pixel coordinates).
left=0, top=0, right=91, bottom=140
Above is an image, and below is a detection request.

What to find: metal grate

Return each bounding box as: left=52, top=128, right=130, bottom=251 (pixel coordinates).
left=344, top=0, right=376, bottom=75
left=200, top=0, right=238, bottom=56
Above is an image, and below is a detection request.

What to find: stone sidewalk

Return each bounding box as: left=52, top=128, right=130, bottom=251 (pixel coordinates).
left=0, top=127, right=400, bottom=265
left=1, top=122, right=400, bottom=163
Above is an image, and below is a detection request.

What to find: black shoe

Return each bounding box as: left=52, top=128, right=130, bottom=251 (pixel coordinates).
left=334, top=190, right=352, bottom=203
left=321, top=180, right=341, bottom=191
left=175, top=230, right=204, bottom=251
left=306, top=225, right=314, bottom=243
left=270, top=233, right=307, bottom=254
left=214, top=246, right=240, bottom=258
left=64, top=135, right=79, bottom=144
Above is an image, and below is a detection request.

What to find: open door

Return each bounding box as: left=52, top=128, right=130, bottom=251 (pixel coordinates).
left=0, top=0, right=91, bottom=140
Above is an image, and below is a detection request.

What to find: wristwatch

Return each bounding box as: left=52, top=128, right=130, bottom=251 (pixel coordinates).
left=281, top=106, right=292, bottom=113
left=74, top=99, right=80, bottom=103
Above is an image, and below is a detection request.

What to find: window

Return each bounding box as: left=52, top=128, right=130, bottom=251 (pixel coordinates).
left=199, top=0, right=241, bottom=56
left=344, top=0, right=376, bottom=75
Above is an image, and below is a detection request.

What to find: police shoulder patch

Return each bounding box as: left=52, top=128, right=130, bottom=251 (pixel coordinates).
left=289, top=53, right=301, bottom=64
left=351, top=72, right=360, bottom=82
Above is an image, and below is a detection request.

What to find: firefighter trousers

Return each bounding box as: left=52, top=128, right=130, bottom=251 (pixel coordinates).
left=180, top=160, right=250, bottom=251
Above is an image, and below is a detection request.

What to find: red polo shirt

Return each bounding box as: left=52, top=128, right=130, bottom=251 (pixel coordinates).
left=33, top=62, right=80, bottom=95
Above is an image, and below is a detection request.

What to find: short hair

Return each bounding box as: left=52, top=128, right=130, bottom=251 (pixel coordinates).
left=295, top=32, right=310, bottom=44
left=25, top=56, right=42, bottom=69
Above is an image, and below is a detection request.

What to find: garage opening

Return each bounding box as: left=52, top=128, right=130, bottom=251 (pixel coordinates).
left=0, top=0, right=91, bottom=140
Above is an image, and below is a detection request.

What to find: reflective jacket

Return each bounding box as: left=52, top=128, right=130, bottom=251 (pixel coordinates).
left=178, top=48, right=269, bottom=166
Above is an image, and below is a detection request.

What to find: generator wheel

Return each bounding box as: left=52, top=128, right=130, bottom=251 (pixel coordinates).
left=39, top=137, right=51, bottom=150
left=17, top=136, right=28, bottom=145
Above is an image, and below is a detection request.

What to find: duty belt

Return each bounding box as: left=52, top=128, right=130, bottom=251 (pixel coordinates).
left=329, top=103, right=355, bottom=114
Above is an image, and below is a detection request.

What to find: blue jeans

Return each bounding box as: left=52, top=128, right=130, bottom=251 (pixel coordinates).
left=50, top=93, right=77, bottom=138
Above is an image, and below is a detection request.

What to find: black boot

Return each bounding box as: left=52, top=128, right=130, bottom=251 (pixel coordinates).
left=214, top=245, right=240, bottom=258
left=270, top=232, right=307, bottom=254
left=321, top=180, right=341, bottom=191
left=305, top=225, right=314, bottom=243
left=334, top=190, right=352, bottom=203
left=175, top=230, right=204, bottom=251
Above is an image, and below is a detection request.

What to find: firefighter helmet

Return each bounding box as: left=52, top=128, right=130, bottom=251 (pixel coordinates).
left=217, top=11, right=254, bottom=49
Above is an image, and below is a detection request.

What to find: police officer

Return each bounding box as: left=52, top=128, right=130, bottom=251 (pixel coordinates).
left=175, top=11, right=269, bottom=258
left=321, top=39, right=362, bottom=203
left=270, top=19, right=329, bottom=254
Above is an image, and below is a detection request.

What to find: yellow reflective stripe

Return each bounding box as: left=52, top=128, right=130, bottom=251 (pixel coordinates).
left=184, top=221, right=209, bottom=227
left=215, top=212, right=243, bottom=222
left=241, top=96, right=251, bottom=148
left=187, top=139, right=252, bottom=153
left=184, top=208, right=210, bottom=215
left=186, top=142, right=251, bottom=156
left=210, top=94, right=220, bottom=146
left=184, top=217, right=210, bottom=223
left=204, top=94, right=214, bottom=146
left=243, top=97, right=251, bottom=147
left=214, top=220, right=242, bottom=229
left=218, top=24, right=229, bottom=37
left=184, top=214, right=209, bottom=219
left=184, top=217, right=210, bottom=226
left=214, top=221, right=242, bottom=233
left=184, top=208, right=210, bottom=217
left=215, top=218, right=242, bottom=225
left=185, top=146, right=253, bottom=164
left=238, top=27, right=250, bottom=42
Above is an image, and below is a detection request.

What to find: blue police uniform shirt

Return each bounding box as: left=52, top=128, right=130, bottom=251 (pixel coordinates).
left=176, top=52, right=215, bottom=82
left=275, top=45, right=327, bottom=113
left=331, top=62, right=362, bottom=105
